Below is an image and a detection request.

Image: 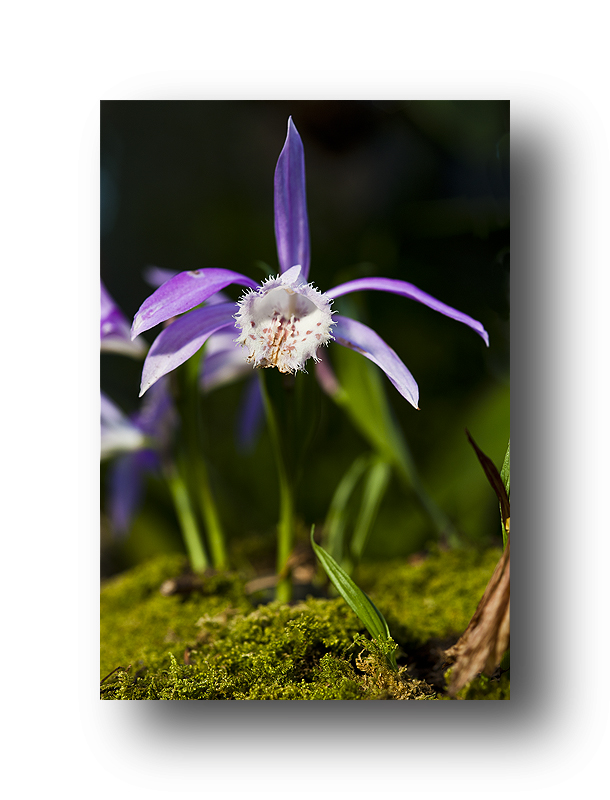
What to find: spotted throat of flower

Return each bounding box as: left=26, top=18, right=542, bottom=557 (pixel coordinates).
left=234, top=265, right=335, bottom=374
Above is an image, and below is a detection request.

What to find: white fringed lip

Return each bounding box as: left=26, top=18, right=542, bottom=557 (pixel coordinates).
left=234, top=265, right=335, bottom=374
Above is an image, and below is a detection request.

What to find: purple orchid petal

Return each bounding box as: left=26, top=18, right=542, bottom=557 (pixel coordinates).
left=101, top=281, right=146, bottom=357
left=201, top=333, right=254, bottom=392
left=100, top=392, right=128, bottom=427
left=133, top=377, right=177, bottom=450
left=274, top=117, right=311, bottom=280
left=143, top=265, right=179, bottom=288
left=333, top=314, right=420, bottom=409
left=101, top=281, right=130, bottom=339
left=107, top=451, right=151, bottom=537
left=132, top=268, right=258, bottom=339
left=143, top=266, right=234, bottom=308
left=139, top=302, right=237, bottom=396
left=100, top=392, right=147, bottom=458
left=314, top=352, right=342, bottom=398
left=326, top=277, right=489, bottom=346
left=236, top=375, right=264, bottom=452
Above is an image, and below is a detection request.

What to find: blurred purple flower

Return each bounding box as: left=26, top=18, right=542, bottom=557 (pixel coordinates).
left=101, top=379, right=177, bottom=536
left=101, top=280, right=146, bottom=357
left=100, top=393, right=147, bottom=460
left=132, top=118, right=489, bottom=409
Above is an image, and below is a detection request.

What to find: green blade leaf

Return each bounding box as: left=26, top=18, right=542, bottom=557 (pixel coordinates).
left=350, top=456, right=392, bottom=566
left=330, top=343, right=458, bottom=543
left=332, top=343, right=413, bottom=481
left=323, top=454, right=372, bottom=563
left=500, top=439, right=510, bottom=500
left=310, top=527, right=397, bottom=670
left=500, top=439, right=510, bottom=547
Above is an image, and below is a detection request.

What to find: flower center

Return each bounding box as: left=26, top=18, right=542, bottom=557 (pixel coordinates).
left=235, top=270, right=334, bottom=374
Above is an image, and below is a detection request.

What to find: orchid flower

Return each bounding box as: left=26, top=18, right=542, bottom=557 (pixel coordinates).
left=100, top=279, right=212, bottom=566
left=100, top=392, right=148, bottom=460
left=131, top=118, right=489, bottom=409
left=101, top=280, right=146, bottom=357
left=101, top=379, right=177, bottom=535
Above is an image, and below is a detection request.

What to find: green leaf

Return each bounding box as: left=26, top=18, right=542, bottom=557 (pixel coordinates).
left=323, top=454, right=392, bottom=573
left=331, top=344, right=458, bottom=543
left=323, top=454, right=371, bottom=563
left=500, top=440, right=510, bottom=548
left=350, top=456, right=392, bottom=566
left=500, top=440, right=510, bottom=500
left=310, top=527, right=398, bottom=671
left=332, top=344, right=413, bottom=481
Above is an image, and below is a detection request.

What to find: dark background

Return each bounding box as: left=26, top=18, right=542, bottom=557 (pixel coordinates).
left=100, top=100, right=509, bottom=577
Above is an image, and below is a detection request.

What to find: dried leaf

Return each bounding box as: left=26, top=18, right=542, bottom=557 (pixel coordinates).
left=444, top=534, right=510, bottom=696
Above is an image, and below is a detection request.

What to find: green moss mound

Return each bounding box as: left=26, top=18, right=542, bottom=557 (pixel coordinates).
left=355, top=545, right=504, bottom=646
left=101, top=546, right=508, bottom=700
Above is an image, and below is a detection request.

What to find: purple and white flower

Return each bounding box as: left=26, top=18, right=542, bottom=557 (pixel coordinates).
left=101, top=378, right=177, bottom=535
left=100, top=392, right=148, bottom=460
left=132, top=118, right=489, bottom=409
left=101, top=280, right=146, bottom=357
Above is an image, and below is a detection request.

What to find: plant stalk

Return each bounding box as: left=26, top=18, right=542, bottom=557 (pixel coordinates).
left=181, top=350, right=228, bottom=569
left=258, top=370, right=295, bottom=603
left=165, top=462, right=209, bottom=573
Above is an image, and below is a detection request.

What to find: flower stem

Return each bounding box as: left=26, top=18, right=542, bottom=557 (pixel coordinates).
left=182, top=350, right=228, bottom=569
left=258, top=371, right=295, bottom=603
left=195, top=455, right=227, bottom=569
left=164, top=462, right=209, bottom=573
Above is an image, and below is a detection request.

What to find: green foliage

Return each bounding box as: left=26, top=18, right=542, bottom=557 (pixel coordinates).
left=323, top=453, right=392, bottom=572
left=500, top=439, right=510, bottom=547
left=310, top=527, right=398, bottom=671
left=331, top=345, right=456, bottom=542
left=350, top=457, right=392, bottom=565
left=332, top=342, right=413, bottom=481
left=323, top=453, right=371, bottom=563
left=501, top=440, right=510, bottom=499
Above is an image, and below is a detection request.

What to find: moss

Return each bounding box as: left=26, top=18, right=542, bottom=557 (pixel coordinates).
left=355, top=545, right=503, bottom=648
left=441, top=669, right=510, bottom=700
left=100, top=555, right=254, bottom=684
left=101, top=546, right=507, bottom=700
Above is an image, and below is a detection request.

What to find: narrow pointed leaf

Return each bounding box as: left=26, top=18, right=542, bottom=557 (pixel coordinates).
left=351, top=457, right=392, bottom=565
left=310, top=528, right=397, bottom=670
left=323, top=454, right=371, bottom=563
left=500, top=440, right=510, bottom=499
left=500, top=440, right=510, bottom=547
